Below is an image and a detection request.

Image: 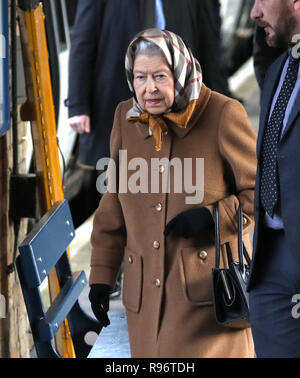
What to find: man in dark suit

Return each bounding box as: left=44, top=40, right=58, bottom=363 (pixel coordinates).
left=66, top=0, right=140, bottom=227
left=248, top=0, right=300, bottom=358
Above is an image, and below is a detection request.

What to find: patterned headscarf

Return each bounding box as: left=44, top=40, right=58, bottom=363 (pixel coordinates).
left=125, top=28, right=202, bottom=151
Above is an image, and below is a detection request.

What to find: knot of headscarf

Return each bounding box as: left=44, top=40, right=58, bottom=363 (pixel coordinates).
left=127, top=100, right=198, bottom=151
left=125, top=28, right=202, bottom=151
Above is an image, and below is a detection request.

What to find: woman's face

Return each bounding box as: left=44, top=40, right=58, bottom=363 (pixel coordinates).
left=133, top=54, right=175, bottom=115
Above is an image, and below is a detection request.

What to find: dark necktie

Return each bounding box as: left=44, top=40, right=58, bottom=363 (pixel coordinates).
left=260, top=54, right=299, bottom=217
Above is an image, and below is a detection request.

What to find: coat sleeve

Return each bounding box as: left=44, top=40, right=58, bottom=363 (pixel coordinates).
left=67, top=0, right=103, bottom=117
left=205, top=99, right=257, bottom=244
left=89, top=102, right=126, bottom=287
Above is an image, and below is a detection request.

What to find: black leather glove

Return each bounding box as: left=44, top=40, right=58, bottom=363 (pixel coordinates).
left=164, top=207, right=214, bottom=238
left=88, top=284, right=111, bottom=327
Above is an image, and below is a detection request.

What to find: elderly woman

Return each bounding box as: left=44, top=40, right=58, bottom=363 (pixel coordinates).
left=88, top=29, right=257, bottom=358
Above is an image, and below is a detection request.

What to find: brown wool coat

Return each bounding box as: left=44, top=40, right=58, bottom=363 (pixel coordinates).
left=89, top=84, right=257, bottom=358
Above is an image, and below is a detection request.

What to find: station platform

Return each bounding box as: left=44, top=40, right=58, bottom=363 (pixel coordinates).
left=87, top=312, right=130, bottom=358
left=69, top=217, right=130, bottom=358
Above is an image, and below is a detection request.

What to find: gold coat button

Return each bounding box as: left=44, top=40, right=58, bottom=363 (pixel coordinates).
left=155, top=279, right=161, bottom=287
left=128, top=256, right=133, bottom=264
left=198, top=250, right=207, bottom=260
left=155, top=203, right=162, bottom=212
left=153, top=241, right=160, bottom=249
left=159, top=165, right=165, bottom=173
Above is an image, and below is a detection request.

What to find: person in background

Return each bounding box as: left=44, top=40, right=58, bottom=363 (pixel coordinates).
left=88, top=28, right=257, bottom=358
left=66, top=0, right=141, bottom=227
left=248, top=0, right=300, bottom=358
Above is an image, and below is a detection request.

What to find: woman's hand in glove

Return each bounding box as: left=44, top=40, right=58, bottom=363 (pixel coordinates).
left=88, top=283, right=111, bottom=327
left=164, top=207, right=214, bottom=238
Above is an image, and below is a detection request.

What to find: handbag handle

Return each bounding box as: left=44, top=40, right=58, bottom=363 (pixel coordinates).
left=213, top=202, right=221, bottom=268
left=237, top=206, right=251, bottom=266
left=213, top=202, right=251, bottom=273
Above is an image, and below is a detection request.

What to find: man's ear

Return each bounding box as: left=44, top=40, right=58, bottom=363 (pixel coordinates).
left=294, top=0, right=300, bottom=12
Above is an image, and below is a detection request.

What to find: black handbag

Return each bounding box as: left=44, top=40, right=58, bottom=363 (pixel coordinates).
left=212, top=202, right=251, bottom=328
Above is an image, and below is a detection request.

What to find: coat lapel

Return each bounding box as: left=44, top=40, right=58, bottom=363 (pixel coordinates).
left=256, top=52, right=288, bottom=159
left=280, top=85, right=300, bottom=142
